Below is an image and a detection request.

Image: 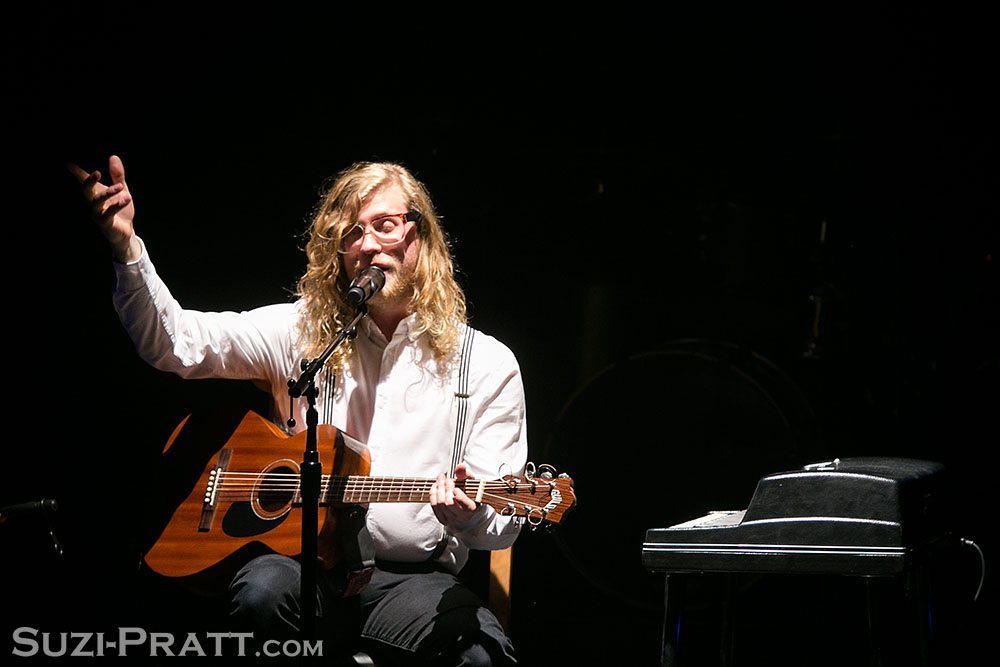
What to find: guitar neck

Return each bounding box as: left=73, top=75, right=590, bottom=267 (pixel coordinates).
left=322, top=475, right=454, bottom=505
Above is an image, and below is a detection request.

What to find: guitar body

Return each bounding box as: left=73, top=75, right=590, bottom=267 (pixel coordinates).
left=142, top=410, right=370, bottom=582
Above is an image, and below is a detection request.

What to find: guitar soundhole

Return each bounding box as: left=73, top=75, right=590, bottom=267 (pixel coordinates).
left=251, top=459, right=300, bottom=520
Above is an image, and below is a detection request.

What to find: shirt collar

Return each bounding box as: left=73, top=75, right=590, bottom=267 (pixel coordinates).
left=359, top=312, right=421, bottom=346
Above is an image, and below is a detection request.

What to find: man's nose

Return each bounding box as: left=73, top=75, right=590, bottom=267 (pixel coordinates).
left=358, top=231, right=384, bottom=254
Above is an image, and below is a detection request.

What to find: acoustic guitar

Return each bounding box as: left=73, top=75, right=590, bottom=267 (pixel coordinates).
left=141, top=410, right=575, bottom=580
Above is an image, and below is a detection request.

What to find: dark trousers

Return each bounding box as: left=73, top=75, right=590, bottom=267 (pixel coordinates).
left=229, top=554, right=515, bottom=666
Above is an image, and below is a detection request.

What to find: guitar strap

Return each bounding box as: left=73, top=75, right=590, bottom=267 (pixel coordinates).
left=430, top=324, right=475, bottom=560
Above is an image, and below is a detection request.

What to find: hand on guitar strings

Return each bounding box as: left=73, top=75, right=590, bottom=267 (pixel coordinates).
left=429, top=464, right=481, bottom=529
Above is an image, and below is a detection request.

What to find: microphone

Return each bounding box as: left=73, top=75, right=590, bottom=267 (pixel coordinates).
left=0, top=498, right=58, bottom=521
left=346, top=266, right=386, bottom=306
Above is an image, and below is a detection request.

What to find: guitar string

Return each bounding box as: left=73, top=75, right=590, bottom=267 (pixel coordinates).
left=214, top=472, right=544, bottom=482
left=209, top=489, right=549, bottom=512
left=211, top=486, right=544, bottom=495
left=211, top=485, right=546, bottom=496
left=214, top=472, right=536, bottom=483
left=211, top=479, right=531, bottom=487
left=212, top=475, right=540, bottom=489
left=210, top=477, right=556, bottom=503
left=212, top=478, right=531, bottom=486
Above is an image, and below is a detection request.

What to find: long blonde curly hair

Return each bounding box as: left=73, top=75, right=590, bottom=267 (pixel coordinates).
left=296, top=162, right=466, bottom=373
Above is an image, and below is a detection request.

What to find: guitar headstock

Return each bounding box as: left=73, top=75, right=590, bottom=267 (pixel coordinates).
left=467, top=462, right=577, bottom=527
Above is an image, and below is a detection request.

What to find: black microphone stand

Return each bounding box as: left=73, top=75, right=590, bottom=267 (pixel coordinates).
left=287, top=304, right=370, bottom=643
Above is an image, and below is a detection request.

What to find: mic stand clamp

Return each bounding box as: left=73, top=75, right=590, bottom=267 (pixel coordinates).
left=287, top=305, right=368, bottom=643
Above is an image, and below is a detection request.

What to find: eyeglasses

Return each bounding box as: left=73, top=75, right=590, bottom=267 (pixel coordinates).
left=337, top=211, right=422, bottom=254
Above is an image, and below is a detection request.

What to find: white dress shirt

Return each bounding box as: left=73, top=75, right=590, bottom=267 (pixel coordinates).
left=112, top=238, right=527, bottom=572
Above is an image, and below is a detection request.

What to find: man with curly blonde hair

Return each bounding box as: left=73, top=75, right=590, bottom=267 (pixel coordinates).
left=71, top=156, right=527, bottom=665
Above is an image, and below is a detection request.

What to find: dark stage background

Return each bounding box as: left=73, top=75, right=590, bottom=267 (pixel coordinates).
left=5, top=5, right=996, bottom=665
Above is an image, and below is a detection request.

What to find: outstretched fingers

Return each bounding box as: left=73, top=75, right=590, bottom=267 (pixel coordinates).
left=68, top=158, right=132, bottom=217
left=108, top=154, right=126, bottom=184
left=67, top=156, right=138, bottom=261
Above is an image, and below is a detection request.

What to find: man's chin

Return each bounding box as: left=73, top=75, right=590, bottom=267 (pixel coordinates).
left=369, top=283, right=408, bottom=308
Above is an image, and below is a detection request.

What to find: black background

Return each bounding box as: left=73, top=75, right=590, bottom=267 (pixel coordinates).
left=4, top=4, right=996, bottom=665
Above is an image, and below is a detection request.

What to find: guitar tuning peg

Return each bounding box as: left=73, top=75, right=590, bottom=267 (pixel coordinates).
left=539, top=463, right=557, bottom=479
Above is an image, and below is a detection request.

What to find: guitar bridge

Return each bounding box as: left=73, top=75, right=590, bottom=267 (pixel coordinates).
left=199, top=448, right=232, bottom=532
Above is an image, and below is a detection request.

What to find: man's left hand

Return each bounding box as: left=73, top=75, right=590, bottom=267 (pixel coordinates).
left=429, top=464, right=479, bottom=528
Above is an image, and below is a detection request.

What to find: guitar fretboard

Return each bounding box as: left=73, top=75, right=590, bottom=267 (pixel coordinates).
left=325, top=476, right=458, bottom=504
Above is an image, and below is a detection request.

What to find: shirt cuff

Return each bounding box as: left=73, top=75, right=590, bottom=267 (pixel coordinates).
left=447, top=503, right=491, bottom=535
left=112, top=236, right=150, bottom=293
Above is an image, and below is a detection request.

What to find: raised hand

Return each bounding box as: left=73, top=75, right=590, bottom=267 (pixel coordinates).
left=68, top=155, right=140, bottom=263
left=429, top=463, right=480, bottom=529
